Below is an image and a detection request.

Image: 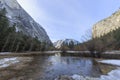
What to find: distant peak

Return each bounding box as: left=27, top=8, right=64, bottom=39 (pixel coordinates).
left=54, top=39, right=80, bottom=49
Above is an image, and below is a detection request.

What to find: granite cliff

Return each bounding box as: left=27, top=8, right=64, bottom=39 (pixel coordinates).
left=92, top=9, right=120, bottom=38
left=0, top=0, right=51, bottom=43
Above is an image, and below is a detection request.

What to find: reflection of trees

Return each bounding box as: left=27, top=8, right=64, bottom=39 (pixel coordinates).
left=25, top=56, right=49, bottom=78
left=61, top=58, right=71, bottom=65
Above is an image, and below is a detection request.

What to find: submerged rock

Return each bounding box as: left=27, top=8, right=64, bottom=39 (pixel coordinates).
left=55, top=74, right=98, bottom=80
left=55, top=75, right=73, bottom=80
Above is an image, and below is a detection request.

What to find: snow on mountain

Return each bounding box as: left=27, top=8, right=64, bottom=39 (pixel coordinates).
left=0, top=0, right=51, bottom=43
left=54, top=39, right=80, bottom=49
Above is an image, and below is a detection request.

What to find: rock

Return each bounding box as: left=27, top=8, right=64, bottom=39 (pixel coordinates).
left=92, top=9, right=120, bottom=38
left=55, top=75, right=74, bottom=80
left=72, top=74, right=85, bottom=80
left=0, top=0, right=51, bottom=43
left=55, top=75, right=99, bottom=80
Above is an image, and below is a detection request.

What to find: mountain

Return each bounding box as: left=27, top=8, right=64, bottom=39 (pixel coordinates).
left=54, top=39, right=80, bottom=49
left=0, top=0, right=51, bottom=43
left=92, top=9, right=120, bottom=38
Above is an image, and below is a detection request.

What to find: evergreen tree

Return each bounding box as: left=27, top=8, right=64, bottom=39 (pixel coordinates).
left=0, top=8, right=52, bottom=52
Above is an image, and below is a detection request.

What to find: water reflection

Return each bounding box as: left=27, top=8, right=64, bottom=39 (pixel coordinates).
left=0, top=54, right=102, bottom=80
left=47, top=55, right=100, bottom=78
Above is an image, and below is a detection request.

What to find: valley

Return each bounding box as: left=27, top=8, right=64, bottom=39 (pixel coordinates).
left=0, top=0, right=120, bottom=80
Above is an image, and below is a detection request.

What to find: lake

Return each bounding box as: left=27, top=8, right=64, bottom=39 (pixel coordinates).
left=0, top=53, right=102, bottom=80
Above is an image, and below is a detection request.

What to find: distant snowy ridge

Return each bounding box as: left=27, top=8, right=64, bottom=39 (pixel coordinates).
left=54, top=39, right=80, bottom=49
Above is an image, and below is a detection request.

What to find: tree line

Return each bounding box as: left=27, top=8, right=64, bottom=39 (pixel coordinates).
left=0, top=8, right=53, bottom=52
left=59, top=28, right=120, bottom=57
left=80, top=28, right=120, bottom=58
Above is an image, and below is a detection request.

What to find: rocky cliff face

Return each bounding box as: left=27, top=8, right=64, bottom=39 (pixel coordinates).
left=54, top=39, right=80, bottom=49
left=92, top=9, right=120, bottom=38
left=0, top=0, right=51, bottom=43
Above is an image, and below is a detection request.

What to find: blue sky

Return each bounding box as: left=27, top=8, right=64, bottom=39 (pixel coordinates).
left=17, top=0, right=120, bottom=42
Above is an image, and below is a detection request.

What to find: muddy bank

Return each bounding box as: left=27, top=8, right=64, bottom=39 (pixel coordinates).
left=0, top=57, right=33, bottom=80
left=61, top=51, right=120, bottom=59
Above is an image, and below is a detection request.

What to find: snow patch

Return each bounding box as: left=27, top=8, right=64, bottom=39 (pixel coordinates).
left=72, top=74, right=85, bottom=80
left=55, top=59, right=120, bottom=80
left=0, top=57, right=19, bottom=68
left=99, top=68, right=120, bottom=80
left=0, top=52, right=11, bottom=54
left=99, top=60, right=120, bottom=66
left=72, top=60, right=120, bottom=80
left=71, top=69, right=120, bottom=80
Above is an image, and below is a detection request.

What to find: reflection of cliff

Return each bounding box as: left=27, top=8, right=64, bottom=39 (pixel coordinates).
left=92, top=9, right=120, bottom=38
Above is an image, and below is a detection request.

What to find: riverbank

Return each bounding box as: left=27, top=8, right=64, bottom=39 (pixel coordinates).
left=0, top=51, right=120, bottom=59
left=0, top=53, right=120, bottom=80
left=0, top=55, right=103, bottom=80
left=0, top=57, right=33, bottom=80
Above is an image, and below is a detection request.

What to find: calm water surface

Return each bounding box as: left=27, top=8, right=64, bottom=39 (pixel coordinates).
left=0, top=53, right=102, bottom=80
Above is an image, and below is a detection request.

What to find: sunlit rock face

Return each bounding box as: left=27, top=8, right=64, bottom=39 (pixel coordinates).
left=92, top=9, right=120, bottom=38
left=0, top=0, right=51, bottom=43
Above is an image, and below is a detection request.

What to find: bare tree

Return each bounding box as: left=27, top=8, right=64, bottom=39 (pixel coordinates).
left=10, top=35, right=17, bottom=52
left=81, top=29, right=108, bottom=58
left=15, top=42, right=21, bottom=52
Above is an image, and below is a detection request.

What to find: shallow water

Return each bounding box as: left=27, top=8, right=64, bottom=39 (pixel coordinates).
left=0, top=53, right=102, bottom=80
